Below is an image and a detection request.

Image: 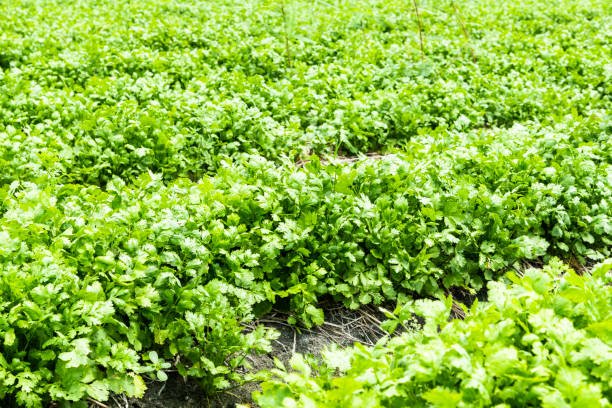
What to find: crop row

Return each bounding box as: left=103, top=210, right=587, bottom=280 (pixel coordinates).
left=256, top=259, right=612, bottom=407
left=0, top=0, right=609, bottom=184
left=0, top=119, right=609, bottom=404
left=0, top=0, right=610, bottom=405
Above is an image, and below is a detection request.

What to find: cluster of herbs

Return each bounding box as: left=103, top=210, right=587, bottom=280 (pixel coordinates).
left=0, top=122, right=609, bottom=405
left=255, top=259, right=612, bottom=407
left=0, top=0, right=609, bottom=184
left=0, top=0, right=610, bottom=406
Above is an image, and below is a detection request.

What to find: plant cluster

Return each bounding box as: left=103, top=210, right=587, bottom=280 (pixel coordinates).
left=0, top=120, right=609, bottom=405
left=0, top=0, right=610, bottom=406
left=256, top=259, right=612, bottom=407
left=0, top=0, right=609, bottom=184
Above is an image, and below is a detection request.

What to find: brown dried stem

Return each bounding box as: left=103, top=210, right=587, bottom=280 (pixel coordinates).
left=451, top=1, right=477, bottom=62
left=280, top=0, right=292, bottom=67
left=412, top=0, right=425, bottom=60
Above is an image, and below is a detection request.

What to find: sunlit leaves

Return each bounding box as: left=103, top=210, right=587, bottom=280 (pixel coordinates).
left=256, top=260, right=612, bottom=407
left=0, top=0, right=610, bottom=406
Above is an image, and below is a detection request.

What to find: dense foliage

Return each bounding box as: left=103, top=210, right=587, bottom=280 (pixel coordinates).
left=0, top=0, right=609, bottom=184
left=255, top=259, right=612, bottom=407
left=0, top=0, right=610, bottom=406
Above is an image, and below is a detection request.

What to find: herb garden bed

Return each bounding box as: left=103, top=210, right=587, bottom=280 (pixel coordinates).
left=0, top=0, right=610, bottom=406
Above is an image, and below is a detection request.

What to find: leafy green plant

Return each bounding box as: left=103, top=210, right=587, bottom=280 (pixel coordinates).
left=0, top=123, right=608, bottom=404
left=255, top=259, right=612, bottom=407
left=0, top=0, right=609, bottom=184
left=0, top=0, right=610, bottom=406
